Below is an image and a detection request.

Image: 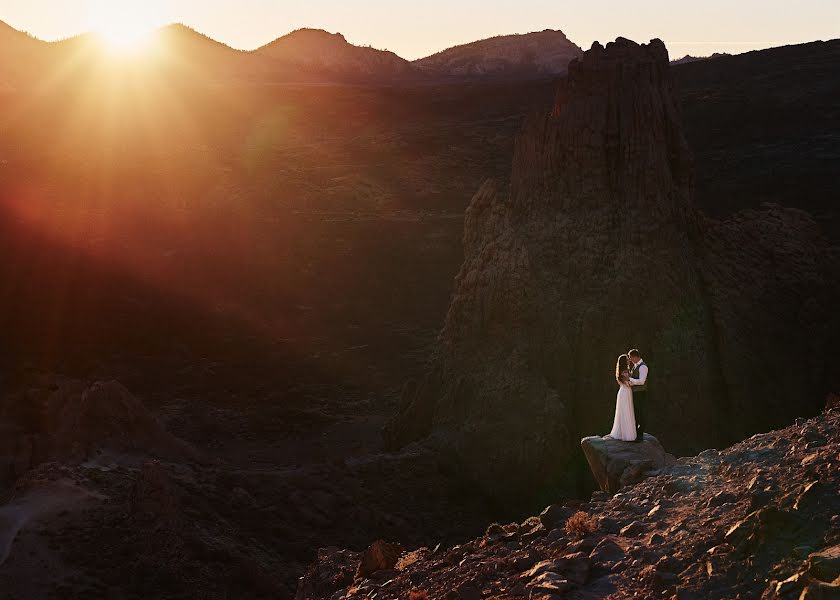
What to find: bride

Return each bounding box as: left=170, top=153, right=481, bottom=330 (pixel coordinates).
left=608, top=354, right=637, bottom=441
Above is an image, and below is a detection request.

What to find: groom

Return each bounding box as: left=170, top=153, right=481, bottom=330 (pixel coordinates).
left=628, top=349, right=648, bottom=442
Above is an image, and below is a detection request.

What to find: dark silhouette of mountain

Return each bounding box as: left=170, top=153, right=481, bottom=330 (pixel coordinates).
left=255, top=28, right=417, bottom=81
left=0, top=20, right=586, bottom=84
left=671, top=52, right=731, bottom=64
left=0, top=21, right=48, bottom=89
left=674, top=39, right=840, bottom=238
left=414, top=29, right=583, bottom=79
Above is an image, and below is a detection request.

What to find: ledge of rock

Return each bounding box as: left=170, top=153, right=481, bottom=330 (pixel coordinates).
left=581, top=433, right=677, bottom=493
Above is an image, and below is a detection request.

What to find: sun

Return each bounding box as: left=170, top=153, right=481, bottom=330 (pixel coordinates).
left=86, top=0, right=166, bottom=53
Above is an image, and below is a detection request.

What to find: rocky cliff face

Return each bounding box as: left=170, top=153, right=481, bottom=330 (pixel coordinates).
left=384, top=38, right=840, bottom=505
left=414, top=30, right=582, bottom=79
left=302, top=407, right=840, bottom=599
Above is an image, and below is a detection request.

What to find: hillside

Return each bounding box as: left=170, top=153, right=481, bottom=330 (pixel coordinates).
left=255, top=29, right=416, bottom=81
left=0, top=21, right=585, bottom=85
left=299, top=406, right=840, bottom=599
left=414, top=29, right=583, bottom=79
left=674, top=38, right=840, bottom=238
left=0, top=21, right=48, bottom=88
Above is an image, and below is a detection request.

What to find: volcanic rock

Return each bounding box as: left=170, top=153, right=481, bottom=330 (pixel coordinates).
left=129, top=460, right=180, bottom=523
left=52, top=380, right=198, bottom=462
left=414, top=30, right=582, bottom=79
left=808, top=545, right=840, bottom=583
left=256, top=28, right=416, bottom=80
left=356, top=540, right=404, bottom=579
left=581, top=433, right=676, bottom=493
left=0, top=379, right=200, bottom=489
left=384, top=36, right=840, bottom=506
left=298, top=407, right=840, bottom=600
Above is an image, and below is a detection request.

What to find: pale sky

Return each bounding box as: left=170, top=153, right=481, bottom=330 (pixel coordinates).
left=1, top=0, right=838, bottom=60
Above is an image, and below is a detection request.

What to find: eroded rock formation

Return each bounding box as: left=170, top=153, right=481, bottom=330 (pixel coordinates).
left=0, top=378, right=200, bottom=484
left=384, top=38, right=840, bottom=505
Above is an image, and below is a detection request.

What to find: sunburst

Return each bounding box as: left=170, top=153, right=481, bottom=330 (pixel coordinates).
left=85, top=0, right=167, bottom=53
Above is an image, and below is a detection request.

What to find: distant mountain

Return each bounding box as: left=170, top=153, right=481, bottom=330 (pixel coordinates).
left=149, top=24, right=246, bottom=80
left=671, top=52, right=731, bottom=65
left=0, top=20, right=48, bottom=88
left=255, top=28, right=416, bottom=81
left=413, top=29, right=583, bottom=79
left=1, top=21, right=580, bottom=84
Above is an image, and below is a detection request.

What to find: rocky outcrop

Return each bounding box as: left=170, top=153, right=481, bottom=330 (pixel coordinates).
left=581, top=434, right=676, bottom=494
left=414, top=30, right=582, bottom=79
left=0, top=378, right=200, bottom=485
left=384, top=37, right=840, bottom=506
left=355, top=540, right=403, bottom=579
left=300, top=407, right=840, bottom=599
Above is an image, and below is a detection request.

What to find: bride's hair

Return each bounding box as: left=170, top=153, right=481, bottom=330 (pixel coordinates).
left=616, top=354, right=630, bottom=384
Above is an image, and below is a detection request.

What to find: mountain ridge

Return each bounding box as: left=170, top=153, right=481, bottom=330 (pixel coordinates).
left=413, top=29, right=583, bottom=78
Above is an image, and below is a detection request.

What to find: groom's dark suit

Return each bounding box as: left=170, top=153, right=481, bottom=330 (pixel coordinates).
left=630, top=360, right=648, bottom=441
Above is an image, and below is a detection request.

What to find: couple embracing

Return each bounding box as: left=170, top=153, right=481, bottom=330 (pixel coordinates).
left=609, top=349, right=648, bottom=442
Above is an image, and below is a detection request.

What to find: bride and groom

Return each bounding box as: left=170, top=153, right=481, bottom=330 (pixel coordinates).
left=609, top=349, right=648, bottom=442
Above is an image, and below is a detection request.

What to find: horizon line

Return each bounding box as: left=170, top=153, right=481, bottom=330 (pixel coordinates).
left=2, top=17, right=831, bottom=63
left=0, top=18, right=584, bottom=60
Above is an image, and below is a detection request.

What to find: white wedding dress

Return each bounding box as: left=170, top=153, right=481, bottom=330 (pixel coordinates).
left=608, top=379, right=637, bottom=441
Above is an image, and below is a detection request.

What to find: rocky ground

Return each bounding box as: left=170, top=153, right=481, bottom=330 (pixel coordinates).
left=297, top=405, right=840, bottom=599
left=0, top=378, right=496, bottom=599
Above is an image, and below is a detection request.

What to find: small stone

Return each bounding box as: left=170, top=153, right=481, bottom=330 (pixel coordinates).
left=525, top=572, right=573, bottom=596
left=356, top=540, right=403, bottom=579
left=457, top=583, right=482, bottom=600
left=589, top=538, right=625, bottom=566
left=809, top=545, right=840, bottom=583
left=653, top=571, right=678, bottom=589
left=554, top=552, right=590, bottom=585
left=619, top=521, right=644, bottom=538
left=539, top=505, right=572, bottom=530
left=513, top=551, right=540, bottom=572
left=794, top=481, right=825, bottom=512
left=598, top=516, right=621, bottom=535
left=749, top=489, right=773, bottom=510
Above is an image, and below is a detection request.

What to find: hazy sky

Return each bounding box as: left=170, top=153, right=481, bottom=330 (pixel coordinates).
left=2, top=0, right=838, bottom=60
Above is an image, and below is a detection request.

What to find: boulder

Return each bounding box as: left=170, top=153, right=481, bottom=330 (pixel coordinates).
left=809, top=545, right=840, bottom=583
left=296, top=547, right=359, bottom=600
left=355, top=540, right=403, bottom=579
left=539, top=504, right=574, bottom=530
left=581, top=433, right=676, bottom=493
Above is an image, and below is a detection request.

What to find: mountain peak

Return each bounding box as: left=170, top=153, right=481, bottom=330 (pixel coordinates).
left=256, top=27, right=413, bottom=79
left=259, top=28, right=351, bottom=53
left=414, top=29, right=582, bottom=79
